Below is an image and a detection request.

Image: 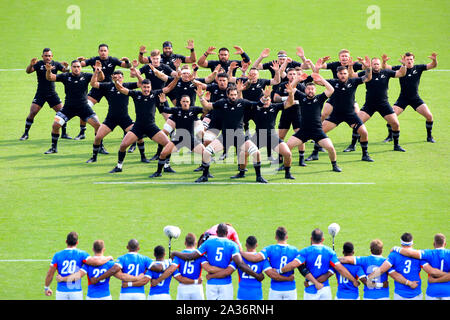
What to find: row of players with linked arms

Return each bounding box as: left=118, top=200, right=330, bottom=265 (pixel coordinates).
left=44, top=224, right=449, bottom=300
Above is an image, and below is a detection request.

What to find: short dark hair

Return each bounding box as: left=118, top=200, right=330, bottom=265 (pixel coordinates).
left=66, top=232, right=78, bottom=246
left=154, top=245, right=165, bottom=259
left=142, top=79, right=151, bottom=85
left=127, top=239, right=139, bottom=251
left=113, top=70, right=123, bottom=76
left=336, top=66, right=348, bottom=73
left=311, top=228, right=324, bottom=243
left=219, top=47, right=229, bottom=53
left=71, top=60, right=80, bottom=66
left=246, top=236, right=258, bottom=248
left=180, top=95, right=191, bottom=101
left=98, top=43, right=109, bottom=49
left=343, top=242, right=354, bottom=255
left=226, top=85, right=237, bottom=95
left=275, top=227, right=287, bottom=241
left=217, top=223, right=228, bottom=237
left=434, top=233, right=446, bottom=247
left=401, top=232, right=413, bottom=243
left=305, top=82, right=315, bottom=87
left=93, top=240, right=105, bottom=254
left=217, top=72, right=229, bottom=79
left=185, top=233, right=196, bottom=247
left=163, top=41, right=172, bottom=48
left=405, top=52, right=415, bottom=58
left=42, top=48, right=51, bottom=54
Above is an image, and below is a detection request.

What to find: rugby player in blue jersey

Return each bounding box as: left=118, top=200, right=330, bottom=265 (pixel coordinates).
left=391, top=233, right=450, bottom=300
left=44, top=232, right=113, bottom=300
left=171, top=223, right=263, bottom=300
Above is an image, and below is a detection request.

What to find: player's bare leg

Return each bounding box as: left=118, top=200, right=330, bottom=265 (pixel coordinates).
left=416, top=104, right=435, bottom=143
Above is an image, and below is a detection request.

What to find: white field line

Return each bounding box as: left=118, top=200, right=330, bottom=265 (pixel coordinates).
left=94, top=181, right=375, bottom=185
left=0, top=259, right=50, bottom=262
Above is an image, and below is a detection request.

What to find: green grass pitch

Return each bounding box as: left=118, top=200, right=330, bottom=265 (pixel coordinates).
left=0, top=0, right=448, bottom=300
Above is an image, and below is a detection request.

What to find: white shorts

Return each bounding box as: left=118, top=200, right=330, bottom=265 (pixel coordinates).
left=55, top=290, right=83, bottom=300
left=86, top=295, right=112, bottom=300
left=426, top=295, right=450, bottom=300
left=303, top=286, right=332, bottom=300
left=268, top=288, right=297, bottom=300
left=394, top=292, right=423, bottom=300
left=119, top=292, right=146, bottom=300
left=206, top=283, right=233, bottom=300
left=148, top=293, right=171, bottom=300
left=177, top=283, right=205, bottom=300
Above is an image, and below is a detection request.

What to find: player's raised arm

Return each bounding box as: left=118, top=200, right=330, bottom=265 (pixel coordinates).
left=381, top=53, right=391, bottom=70
left=197, top=87, right=213, bottom=111
left=26, top=57, right=38, bottom=74
left=312, top=73, right=334, bottom=97
left=89, top=67, right=101, bottom=89
left=45, top=63, right=57, bottom=81
left=94, top=60, right=105, bottom=82
left=120, top=57, right=131, bottom=68
left=203, top=64, right=221, bottom=85
left=426, top=52, right=438, bottom=70
left=359, top=56, right=372, bottom=83
left=252, top=48, right=270, bottom=70
left=114, top=78, right=130, bottom=95
left=395, top=55, right=408, bottom=78
left=197, top=46, right=217, bottom=68
left=162, top=72, right=180, bottom=95
left=233, top=45, right=251, bottom=64
left=270, top=61, right=281, bottom=85
left=185, top=39, right=197, bottom=63
left=138, top=45, right=149, bottom=64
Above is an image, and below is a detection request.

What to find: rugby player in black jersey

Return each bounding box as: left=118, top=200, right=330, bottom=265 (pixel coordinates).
left=149, top=94, right=207, bottom=178
left=197, top=45, right=251, bottom=77
left=229, top=62, right=281, bottom=160
left=316, top=49, right=364, bottom=122
left=252, top=47, right=313, bottom=83
left=286, top=73, right=341, bottom=173
left=44, top=60, right=104, bottom=154
left=108, top=74, right=179, bottom=173
left=85, top=65, right=149, bottom=164
left=273, top=68, right=310, bottom=167
left=343, top=56, right=407, bottom=152
left=21, top=48, right=70, bottom=140
left=195, top=84, right=269, bottom=183
left=382, top=52, right=437, bottom=143
left=138, top=40, right=196, bottom=71
left=75, top=44, right=131, bottom=143
left=247, top=85, right=296, bottom=179
left=307, top=56, right=374, bottom=162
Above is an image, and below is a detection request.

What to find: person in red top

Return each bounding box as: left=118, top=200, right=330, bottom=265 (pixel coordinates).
left=199, top=223, right=242, bottom=250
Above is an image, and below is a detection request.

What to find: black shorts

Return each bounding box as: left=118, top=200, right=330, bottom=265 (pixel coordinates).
left=278, top=107, right=301, bottom=130
left=361, top=101, right=395, bottom=118
left=293, top=128, right=328, bottom=143
left=32, top=91, right=62, bottom=108
left=219, top=129, right=249, bottom=150
left=103, top=115, right=134, bottom=132
left=394, top=95, right=425, bottom=110
left=326, top=111, right=363, bottom=128
left=172, top=135, right=201, bottom=151
left=131, top=122, right=161, bottom=140
left=57, top=103, right=96, bottom=123
left=87, top=87, right=105, bottom=103
left=250, top=130, right=282, bottom=150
